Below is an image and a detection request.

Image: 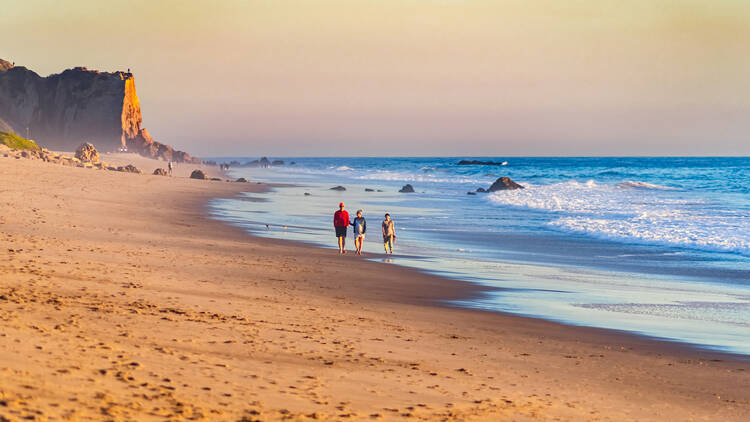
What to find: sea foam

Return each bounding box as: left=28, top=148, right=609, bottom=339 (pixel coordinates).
left=487, top=180, right=750, bottom=255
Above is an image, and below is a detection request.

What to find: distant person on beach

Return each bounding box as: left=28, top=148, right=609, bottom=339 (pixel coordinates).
left=382, top=213, right=395, bottom=254
left=168, top=161, right=173, bottom=176
left=333, top=202, right=349, bottom=254
left=351, top=209, right=367, bottom=255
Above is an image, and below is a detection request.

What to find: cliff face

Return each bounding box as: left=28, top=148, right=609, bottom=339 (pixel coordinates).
left=0, top=59, right=199, bottom=163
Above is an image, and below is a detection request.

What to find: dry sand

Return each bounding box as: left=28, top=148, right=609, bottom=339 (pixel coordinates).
left=1, top=152, right=749, bottom=421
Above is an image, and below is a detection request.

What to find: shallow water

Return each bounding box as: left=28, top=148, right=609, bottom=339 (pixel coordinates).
left=209, top=157, right=750, bottom=354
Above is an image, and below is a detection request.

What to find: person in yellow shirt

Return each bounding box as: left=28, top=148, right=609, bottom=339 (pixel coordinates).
left=381, top=213, right=395, bottom=254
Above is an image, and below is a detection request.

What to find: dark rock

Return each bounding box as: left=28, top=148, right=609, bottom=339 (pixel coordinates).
left=304, top=192, right=311, bottom=196
left=118, top=164, right=141, bottom=174
left=190, top=169, right=208, bottom=180
left=330, top=186, right=346, bottom=191
left=290, top=161, right=296, bottom=165
left=364, top=188, right=375, bottom=192
left=271, top=160, right=284, bottom=166
left=259, top=157, right=271, bottom=168
left=399, top=184, right=415, bottom=193
left=476, top=187, right=486, bottom=192
left=210, top=177, right=221, bottom=181
left=458, top=160, right=507, bottom=166
left=235, top=177, right=248, bottom=183
left=153, top=168, right=168, bottom=176
left=487, top=177, right=524, bottom=192
left=467, top=191, right=476, bottom=195
left=75, top=142, right=99, bottom=162
left=377, top=190, right=383, bottom=192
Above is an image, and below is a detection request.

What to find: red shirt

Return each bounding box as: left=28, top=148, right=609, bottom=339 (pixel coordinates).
left=333, top=210, right=349, bottom=227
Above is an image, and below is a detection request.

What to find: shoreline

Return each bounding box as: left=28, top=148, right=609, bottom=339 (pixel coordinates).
left=206, top=185, right=750, bottom=363
left=1, top=153, right=749, bottom=420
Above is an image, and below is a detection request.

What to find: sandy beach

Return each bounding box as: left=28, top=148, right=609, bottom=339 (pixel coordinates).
left=1, top=153, right=749, bottom=421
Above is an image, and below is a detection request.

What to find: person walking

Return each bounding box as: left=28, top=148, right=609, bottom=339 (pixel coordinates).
left=168, top=161, right=174, bottom=176
left=382, top=213, right=395, bottom=254
left=333, top=202, right=350, bottom=254
left=351, top=209, right=367, bottom=255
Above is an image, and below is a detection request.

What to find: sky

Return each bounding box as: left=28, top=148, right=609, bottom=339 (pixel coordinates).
left=3, top=0, right=749, bottom=156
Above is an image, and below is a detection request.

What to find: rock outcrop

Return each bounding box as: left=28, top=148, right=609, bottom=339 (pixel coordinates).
left=399, top=184, right=415, bottom=193
left=75, top=142, right=100, bottom=163
left=190, top=170, right=208, bottom=180
left=487, top=177, right=524, bottom=192
left=0, top=59, right=199, bottom=163
left=330, top=186, right=346, bottom=191
left=153, top=168, right=168, bottom=176
left=458, top=160, right=507, bottom=166
left=118, top=164, right=142, bottom=174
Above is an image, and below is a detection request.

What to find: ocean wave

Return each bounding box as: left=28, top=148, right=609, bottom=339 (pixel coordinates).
left=355, top=170, right=483, bottom=184
left=617, top=181, right=679, bottom=190
left=327, top=165, right=355, bottom=171
left=486, top=180, right=750, bottom=255
left=551, top=216, right=750, bottom=255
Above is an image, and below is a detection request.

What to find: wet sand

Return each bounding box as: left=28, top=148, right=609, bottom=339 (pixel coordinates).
left=1, top=152, right=749, bottom=421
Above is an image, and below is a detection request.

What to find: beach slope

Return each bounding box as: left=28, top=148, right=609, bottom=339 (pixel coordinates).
left=1, top=154, right=748, bottom=421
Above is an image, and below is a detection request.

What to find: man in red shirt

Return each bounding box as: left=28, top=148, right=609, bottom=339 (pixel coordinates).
left=333, top=202, right=350, bottom=254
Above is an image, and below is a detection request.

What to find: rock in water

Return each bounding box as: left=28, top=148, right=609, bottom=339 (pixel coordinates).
left=153, top=168, right=168, bottom=176
left=364, top=188, right=375, bottom=192
left=259, top=157, right=271, bottom=168
left=330, top=186, right=346, bottom=191
left=118, top=164, right=141, bottom=174
left=190, top=170, right=208, bottom=180
left=235, top=177, right=248, bottom=183
left=476, top=187, right=486, bottom=192
left=487, top=177, right=524, bottom=192
left=467, top=191, right=476, bottom=195
left=75, top=142, right=99, bottom=162
left=399, top=184, right=415, bottom=193
left=271, top=160, right=284, bottom=166
left=458, top=160, right=506, bottom=166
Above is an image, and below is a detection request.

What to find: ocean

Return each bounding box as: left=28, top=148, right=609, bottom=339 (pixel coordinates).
left=208, top=157, right=750, bottom=355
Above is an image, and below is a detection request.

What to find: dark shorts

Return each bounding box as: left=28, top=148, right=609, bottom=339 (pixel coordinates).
left=335, top=226, right=347, bottom=237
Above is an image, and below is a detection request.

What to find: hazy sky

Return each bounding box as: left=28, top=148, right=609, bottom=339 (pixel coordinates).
left=3, top=0, right=749, bottom=156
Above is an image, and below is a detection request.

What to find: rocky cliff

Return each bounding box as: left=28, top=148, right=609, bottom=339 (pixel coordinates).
left=0, top=59, right=199, bottom=163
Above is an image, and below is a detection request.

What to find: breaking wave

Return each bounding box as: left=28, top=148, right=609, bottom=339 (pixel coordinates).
left=487, top=180, right=750, bottom=255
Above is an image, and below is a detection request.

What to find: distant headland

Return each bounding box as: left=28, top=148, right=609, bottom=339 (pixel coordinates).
left=0, top=58, right=199, bottom=163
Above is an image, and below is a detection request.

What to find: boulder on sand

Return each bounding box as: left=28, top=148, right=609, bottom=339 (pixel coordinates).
left=235, top=177, right=248, bottom=183
left=190, top=169, right=208, bottom=180
left=75, top=142, right=99, bottom=163
left=399, top=184, right=415, bottom=193
left=330, top=186, right=346, bottom=191
left=487, top=177, right=524, bottom=192
left=364, top=188, right=375, bottom=192
left=153, top=168, right=168, bottom=176
left=117, top=164, right=141, bottom=174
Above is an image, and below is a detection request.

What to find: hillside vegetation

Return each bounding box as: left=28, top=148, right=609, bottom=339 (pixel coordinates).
left=0, top=131, right=41, bottom=150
